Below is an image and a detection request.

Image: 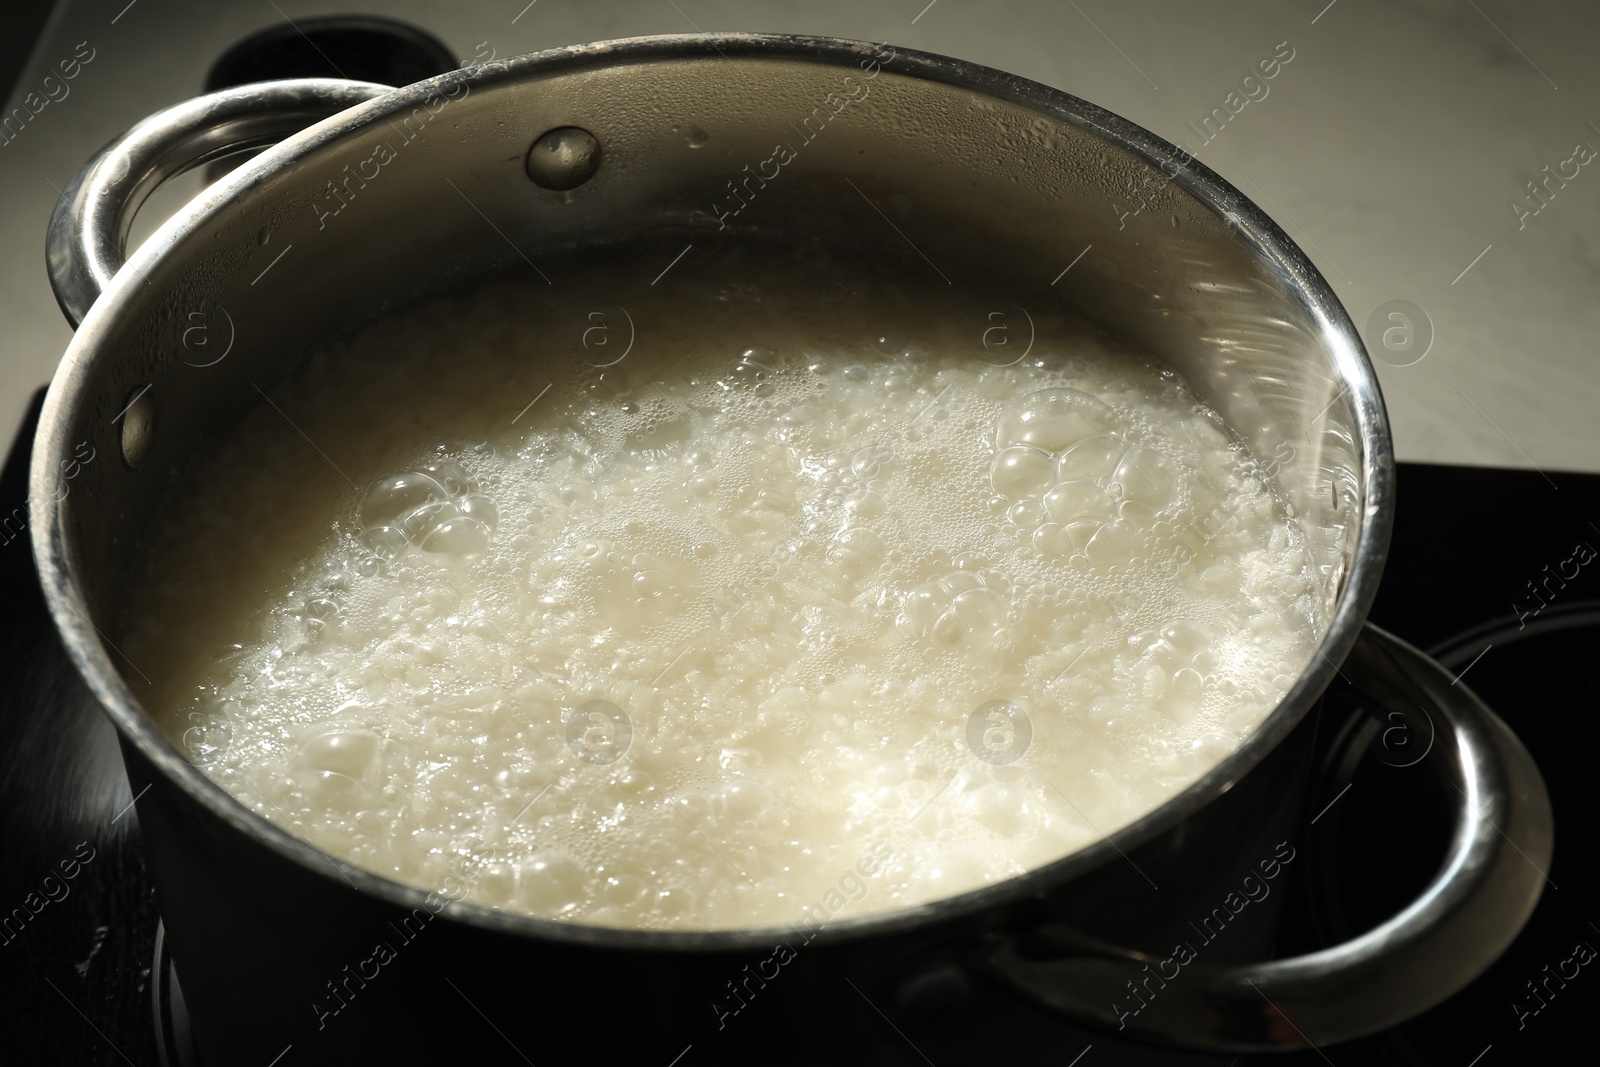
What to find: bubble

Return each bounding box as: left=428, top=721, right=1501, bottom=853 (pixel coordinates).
left=600, top=871, right=650, bottom=907
left=357, top=457, right=499, bottom=570
left=1162, top=621, right=1213, bottom=661
left=1114, top=448, right=1180, bottom=510
left=722, top=346, right=776, bottom=389
left=1054, top=437, right=1124, bottom=482
left=294, top=769, right=369, bottom=810
left=1008, top=499, right=1047, bottom=527
left=422, top=459, right=474, bottom=498
left=940, top=571, right=983, bottom=597
left=588, top=366, right=632, bottom=398
left=180, top=706, right=233, bottom=762
left=950, top=587, right=1008, bottom=634
left=852, top=442, right=898, bottom=479
left=655, top=886, right=696, bottom=918
left=360, top=471, right=449, bottom=529
left=361, top=525, right=409, bottom=560
left=633, top=569, right=673, bottom=597
left=1043, top=481, right=1117, bottom=524
left=459, top=494, right=500, bottom=527
left=1119, top=500, right=1157, bottom=528
left=829, top=527, right=885, bottom=579
left=298, top=727, right=382, bottom=782
left=996, top=388, right=1112, bottom=451
left=844, top=488, right=886, bottom=518
left=559, top=482, right=596, bottom=506
left=991, top=445, right=1055, bottom=499
left=519, top=853, right=589, bottom=916
left=901, top=585, right=947, bottom=634
left=1172, top=667, right=1205, bottom=699
left=901, top=571, right=1011, bottom=647
left=477, top=864, right=517, bottom=906
left=419, top=516, right=492, bottom=563
left=1032, top=523, right=1073, bottom=555
left=1084, top=522, right=1136, bottom=565
left=401, top=500, right=461, bottom=541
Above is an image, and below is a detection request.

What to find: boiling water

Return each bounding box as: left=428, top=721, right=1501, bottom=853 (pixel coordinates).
left=122, top=246, right=1324, bottom=931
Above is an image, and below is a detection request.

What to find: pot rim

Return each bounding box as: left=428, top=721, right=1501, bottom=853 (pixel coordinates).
left=30, top=31, right=1393, bottom=954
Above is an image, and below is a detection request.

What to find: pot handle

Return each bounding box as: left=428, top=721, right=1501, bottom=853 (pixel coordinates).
left=983, top=621, right=1553, bottom=1052
left=46, top=78, right=391, bottom=328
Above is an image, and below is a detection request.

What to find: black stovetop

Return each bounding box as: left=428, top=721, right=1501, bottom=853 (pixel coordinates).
left=3, top=384, right=1594, bottom=1065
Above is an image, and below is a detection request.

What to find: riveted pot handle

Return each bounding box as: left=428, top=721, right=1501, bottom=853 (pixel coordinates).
left=983, top=622, right=1553, bottom=1053
left=46, top=78, right=391, bottom=328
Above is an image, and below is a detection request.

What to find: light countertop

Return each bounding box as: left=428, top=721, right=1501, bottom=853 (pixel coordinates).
left=4, top=0, right=1597, bottom=472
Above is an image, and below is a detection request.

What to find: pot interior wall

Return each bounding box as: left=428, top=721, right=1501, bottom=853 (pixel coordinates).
left=53, top=43, right=1364, bottom=695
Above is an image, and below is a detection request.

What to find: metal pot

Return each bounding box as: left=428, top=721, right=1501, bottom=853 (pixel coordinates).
left=29, top=34, right=1550, bottom=1065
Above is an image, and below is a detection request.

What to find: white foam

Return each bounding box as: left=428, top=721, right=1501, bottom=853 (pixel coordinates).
left=122, top=250, right=1325, bottom=931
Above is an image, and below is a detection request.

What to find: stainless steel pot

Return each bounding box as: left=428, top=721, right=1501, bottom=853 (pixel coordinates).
left=29, top=34, right=1551, bottom=1064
